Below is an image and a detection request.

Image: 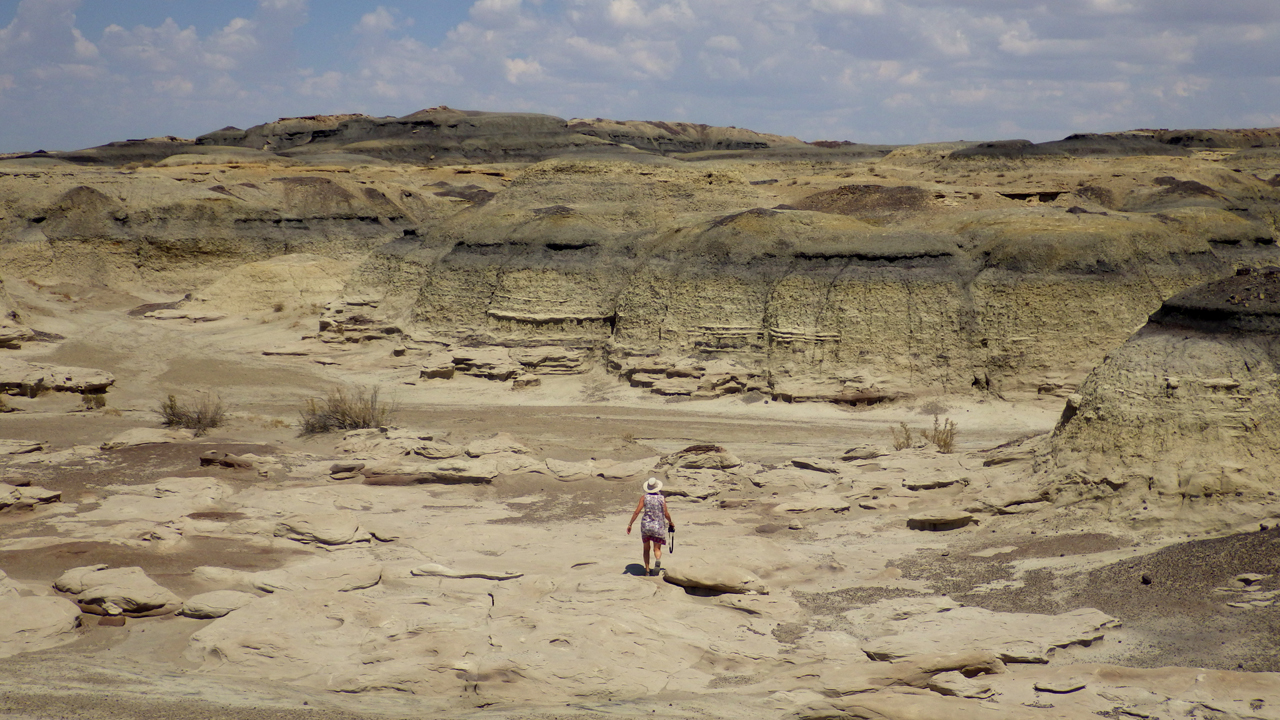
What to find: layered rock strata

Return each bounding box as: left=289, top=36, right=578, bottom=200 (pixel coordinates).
left=1047, top=267, right=1280, bottom=510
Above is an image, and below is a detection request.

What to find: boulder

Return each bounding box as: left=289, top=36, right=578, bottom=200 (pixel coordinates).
left=657, top=444, right=742, bottom=470
left=249, top=559, right=382, bottom=594
left=53, top=565, right=182, bottom=617
left=0, top=596, right=83, bottom=658
left=273, top=513, right=371, bottom=546
left=179, top=590, right=260, bottom=619
left=662, top=558, right=768, bottom=595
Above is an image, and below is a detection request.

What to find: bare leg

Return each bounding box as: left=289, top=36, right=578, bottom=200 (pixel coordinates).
left=642, top=539, right=651, bottom=573
left=653, top=542, right=663, bottom=567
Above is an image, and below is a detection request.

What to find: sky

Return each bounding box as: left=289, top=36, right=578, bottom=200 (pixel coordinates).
left=1, top=0, right=1278, bottom=153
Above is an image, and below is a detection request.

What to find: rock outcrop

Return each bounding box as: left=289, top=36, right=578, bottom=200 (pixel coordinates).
left=1047, top=267, right=1280, bottom=516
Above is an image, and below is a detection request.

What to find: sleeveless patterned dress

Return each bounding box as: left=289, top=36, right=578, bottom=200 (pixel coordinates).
left=640, top=492, right=667, bottom=542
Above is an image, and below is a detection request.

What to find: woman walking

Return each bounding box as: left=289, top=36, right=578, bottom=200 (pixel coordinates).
left=627, top=477, right=675, bottom=576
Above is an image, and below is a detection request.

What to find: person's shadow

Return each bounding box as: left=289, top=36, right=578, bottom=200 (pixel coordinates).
left=623, top=563, right=650, bottom=576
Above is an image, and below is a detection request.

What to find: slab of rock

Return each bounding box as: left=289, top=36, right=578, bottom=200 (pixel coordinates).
left=544, top=457, right=597, bottom=479
left=657, top=444, right=742, bottom=470
left=465, top=432, right=529, bottom=457
left=773, top=492, right=852, bottom=513
left=0, top=359, right=115, bottom=394
left=1034, top=676, right=1089, bottom=693
left=927, top=670, right=997, bottom=698
left=663, top=558, right=768, bottom=595
left=0, top=596, right=83, bottom=658
left=791, top=457, right=842, bottom=473
left=410, top=563, right=523, bottom=581
left=0, top=483, right=61, bottom=510
left=449, top=348, right=522, bottom=381
left=859, top=606, right=1119, bottom=663
left=907, top=511, right=975, bottom=531
left=199, top=450, right=254, bottom=469
left=0, top=569, right=23, bottom=599
left=597, top=456, right=660, bottom=480
left=335, top=427, right=453, bottom=458
left=0, top=440, right=44, bottom=455
left=904, top=473, right=967, bottom=491
left=509, top=346, right=588, bottom=374
left=250, top=559, right=382, bottom=594
left=274, top=513, right=371, bottom=546
left=53, top=565, right=182, bottom=617
left=661, top=469, right=729, bottom=500
left=842, top=445, right=889, bottom=461
left=179, top=590, right=260, bottom=619
left=819, top=649, right=1006, bottom=696
left=101, top=428, right=195, bottom=450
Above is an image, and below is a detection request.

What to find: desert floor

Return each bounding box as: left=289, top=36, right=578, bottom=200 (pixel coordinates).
left=1, top=281, right=1278, bottom=720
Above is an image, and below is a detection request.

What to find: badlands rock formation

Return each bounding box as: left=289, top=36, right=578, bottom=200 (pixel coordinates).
left=0, top=111, right=1278, bottom=719
left=1046, top=266, right=1280, bottom=516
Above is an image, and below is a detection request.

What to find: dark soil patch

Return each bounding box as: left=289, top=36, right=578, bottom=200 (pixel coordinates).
left=890, top=527, right=1280, bottom=672
left=793, top=184, right=932, bottom=218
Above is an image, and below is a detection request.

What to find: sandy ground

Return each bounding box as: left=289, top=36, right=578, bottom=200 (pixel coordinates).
left=1, top=284, right=1278, bottom=719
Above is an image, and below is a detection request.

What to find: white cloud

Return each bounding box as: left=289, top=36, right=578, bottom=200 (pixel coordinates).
left=705, top=35, right=742, bottom=52
left=504, top=57, right=544, bottom=83
left=357, top=7, right=399, bottom=35
left=811, top=0, right=885, bottom=15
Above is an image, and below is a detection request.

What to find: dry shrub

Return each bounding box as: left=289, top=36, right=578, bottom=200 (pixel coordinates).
left=82, top=393, right=107, bottom=410
left=158, top=393, right=226, bottom=436
left=924, top=416, right=958, bottom=453
left=299, top=385, right=394, bottom=435
left=891, top=422, right=913, bottom=450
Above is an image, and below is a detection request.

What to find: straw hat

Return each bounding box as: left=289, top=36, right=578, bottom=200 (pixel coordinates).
left=643, top=477, right=663, bottom=493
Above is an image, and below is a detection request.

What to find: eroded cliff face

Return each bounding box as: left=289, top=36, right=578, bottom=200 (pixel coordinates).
left=2, top=118, right=1279, bottom=400
left=1045, top=268, right=1280, bottom=514
left=354, top=154, right=1279, bottom=399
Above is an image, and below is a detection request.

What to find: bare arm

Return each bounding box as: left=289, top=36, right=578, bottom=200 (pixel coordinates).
left=626, top=496, right=644, bottom=533
left=663, top=498, right=674, bottom=528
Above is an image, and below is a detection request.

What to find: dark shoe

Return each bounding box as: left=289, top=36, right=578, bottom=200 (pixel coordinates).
left=649, top=568, right=659, bottom=576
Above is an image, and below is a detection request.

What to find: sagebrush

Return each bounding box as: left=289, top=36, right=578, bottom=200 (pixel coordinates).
left=891, top=422, right=913, bottom=450
left=923, top=416, right=958, bottom=453
left=157, top=393, right=226, bottom=436
left=299, top=385, right=394, bottom=434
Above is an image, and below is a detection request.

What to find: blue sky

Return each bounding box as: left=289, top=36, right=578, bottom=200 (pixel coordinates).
left=1, top=0, right=1278, bottom=152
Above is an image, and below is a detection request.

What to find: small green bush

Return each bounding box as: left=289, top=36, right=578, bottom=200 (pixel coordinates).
left=158, top=393, right=226, bottom=436
left=299, top=385, right=394, bottom=435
